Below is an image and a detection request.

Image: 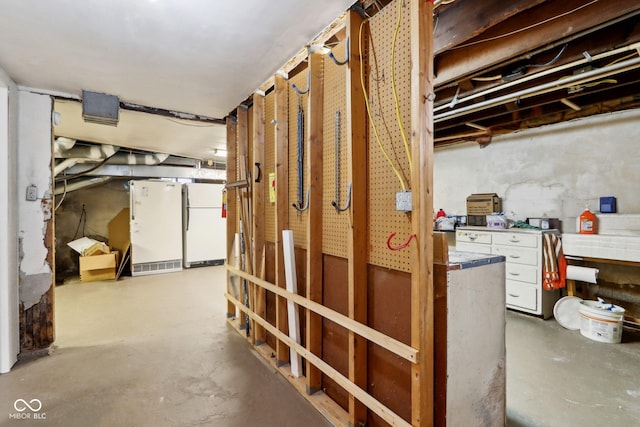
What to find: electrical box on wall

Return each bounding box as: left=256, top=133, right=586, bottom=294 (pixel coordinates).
left=396, top=191, right=412, bottom=212
left=25, top=185, right=37, bottom=201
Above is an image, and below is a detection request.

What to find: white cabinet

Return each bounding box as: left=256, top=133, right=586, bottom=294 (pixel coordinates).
left=456, top=227, right=560, bottom=318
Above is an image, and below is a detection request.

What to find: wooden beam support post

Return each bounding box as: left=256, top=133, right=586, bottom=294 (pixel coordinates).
left=252, top=93, right=267, bottom=344
left=346, top=9, right=369, bottom=425
left=274, top=74, right=290, bottom=365
left=410, top=1, right=435, bottom=426
left=226, top=116, right=238, bottom=319
left=306, top=51, right=325, bottom=394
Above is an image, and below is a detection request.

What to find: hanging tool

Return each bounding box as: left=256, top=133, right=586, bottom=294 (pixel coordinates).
left=292, top=94, right=310, bottom=212
left=327, top=37, right=349, bottom=66
left=330, top=110, right=351, bottom=213
left=240, top=219, right=250, bottom=336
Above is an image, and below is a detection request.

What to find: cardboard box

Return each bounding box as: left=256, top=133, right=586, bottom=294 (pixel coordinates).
left=466, top=193, right=501, bottom=216
left=79, top=252, right=119, bottom=282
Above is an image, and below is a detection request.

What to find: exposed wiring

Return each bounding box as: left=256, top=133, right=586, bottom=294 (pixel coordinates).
left=531, top=44, right=569, bottom=67
left=359, top=19, right=408, bottom=191
left=369, top=18, right=410, bottom=187
left=165, top=117, right=219, bottom=127
left=72, top=204, right=87, bottom=240
left=606, top=52, right=639, bottom=67
left=54, top=180, right=67, bottom=211
left=391, top=0, right=412, bottom=173
left=451, top=0, right=599, bottom=50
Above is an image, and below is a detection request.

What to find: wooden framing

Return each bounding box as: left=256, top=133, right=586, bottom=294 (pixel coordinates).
left=227, top=265, right=417, bottom=363
left=225, top=116, right=238, bottom=319
left=274, top=74, right=290, bottom=365
left=252, top=93, right=267, bottom=344
left=410, top=1, right=435, bottom=426
left=346, top=9, right=369, bottom=426
left=225, top=1, right=436, bottom=425
left=305, top=52, right=325, bottom=394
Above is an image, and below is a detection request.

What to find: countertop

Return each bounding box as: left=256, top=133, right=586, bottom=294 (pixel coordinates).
left=447, top=250, right=505, bottom=270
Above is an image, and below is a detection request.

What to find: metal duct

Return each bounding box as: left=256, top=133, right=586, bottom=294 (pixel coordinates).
left=54, top=176, right=111, bottom=195
left=105, top=152, right=169, bottom=165
left=54, top=144, right=119, bottom=159
left=53, top=137, right=76, bottom=156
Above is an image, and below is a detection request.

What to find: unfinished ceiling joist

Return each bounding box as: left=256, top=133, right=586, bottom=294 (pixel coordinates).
left=434, top=56, right=640, bottom=123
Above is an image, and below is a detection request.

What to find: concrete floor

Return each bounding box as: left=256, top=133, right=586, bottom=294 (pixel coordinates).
left=506, top=309, right=640, bottom=427
left=1, top=265, right=639, bottom=426
left=0, top=266, right=331, bottom=427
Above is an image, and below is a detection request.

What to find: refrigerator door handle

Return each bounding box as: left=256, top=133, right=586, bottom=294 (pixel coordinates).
left=186, top=206, right=190, bottom=231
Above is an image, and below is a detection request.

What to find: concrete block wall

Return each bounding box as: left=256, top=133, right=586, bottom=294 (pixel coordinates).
left=433, top=109, right=640, bottom=233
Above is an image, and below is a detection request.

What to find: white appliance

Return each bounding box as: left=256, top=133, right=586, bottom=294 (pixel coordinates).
left=129, top=180, right=183, bottom=276
left=182, top=183, right=226, bottom=267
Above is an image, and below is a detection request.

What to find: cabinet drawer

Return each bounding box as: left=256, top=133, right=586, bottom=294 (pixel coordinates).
left=456, top=241, right=492, bottom=254
left=492, top=246, right=538, bottom=266
left=506, top=280, right=538, bottom=311
left=456, top=230, right=492, bottom=244
left=493, top=232, right=538, bottom=248
left=505, top=263, right=538, bottom=284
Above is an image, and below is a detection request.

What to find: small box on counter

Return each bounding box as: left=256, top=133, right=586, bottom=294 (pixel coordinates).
left=600, top=196, right=616, bottom=213
left=466, top=193, right=501, bottom=216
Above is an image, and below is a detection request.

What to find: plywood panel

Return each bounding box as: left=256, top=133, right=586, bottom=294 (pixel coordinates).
left=367, top=264, right=412, bottom=427
left=322, top=254, right=350, bottom=411
left=322, top=40, right=350, bottom=258
left=367, top=0, right=413, bottom=272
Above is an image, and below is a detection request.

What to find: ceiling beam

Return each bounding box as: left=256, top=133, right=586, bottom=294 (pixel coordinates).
left=434, top=0, right=546, bottom=54
left=435, top=0, right=640, bottom=86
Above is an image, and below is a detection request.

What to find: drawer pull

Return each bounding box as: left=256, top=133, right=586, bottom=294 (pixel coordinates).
left=509, top=272, right=520, bottom=276
left=509, top=255, right=521, bottom=259
left=508, top=293, right=520, bottom=298
left=509, top=238, right=521, bottom=243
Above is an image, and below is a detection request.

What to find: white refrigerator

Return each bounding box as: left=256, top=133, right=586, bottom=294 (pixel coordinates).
left=182, top=183, right=226, bottom=267
left=129, top=180, right=183, bottom=276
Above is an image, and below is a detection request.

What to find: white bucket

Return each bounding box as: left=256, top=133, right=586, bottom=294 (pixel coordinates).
left=578, top=300, right=625, bottom=343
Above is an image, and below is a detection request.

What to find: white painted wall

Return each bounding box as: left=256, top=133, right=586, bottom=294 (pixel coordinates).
left=17, top=91, right=53, bottom=311
left=0, top=68, right=19, bottom=373
left=434, top=109, right=640, bottom=232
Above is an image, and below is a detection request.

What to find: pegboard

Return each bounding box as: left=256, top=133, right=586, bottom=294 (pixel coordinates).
left=367, top=0, right=413, bottom=272
left=288, top=69, right=309, bottom=248
left=264, top=92, right=276, bottom=243
left=322, top=39, right=349, bottom=259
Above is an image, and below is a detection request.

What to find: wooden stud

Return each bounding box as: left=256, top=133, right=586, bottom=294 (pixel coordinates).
left=274, top=74, right=290, bottom=365
left=306, top=52, right=324, bottom=394
left=226, top=264, right=418, bottom=364
left=252, top=93, right=267, bottom=344
left=410, top=0, right=435, bottom=426
left=226, top=116, right=238, bottom=319
left=346, top=9, right=369, bottom=425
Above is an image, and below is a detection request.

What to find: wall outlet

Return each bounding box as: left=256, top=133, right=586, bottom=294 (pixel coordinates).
left=26, top=185, right=38, bottom=201
left=396, top=191, right=412, bottom=212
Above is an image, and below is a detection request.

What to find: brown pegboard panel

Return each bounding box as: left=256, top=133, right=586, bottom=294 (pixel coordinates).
left=322, top=40, right=349, bottom=259
left=264, top=92, right=276, bottom=243
left=288, top=69, right=309, bottom=248
left=367, top=0, right=413, bottom=272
